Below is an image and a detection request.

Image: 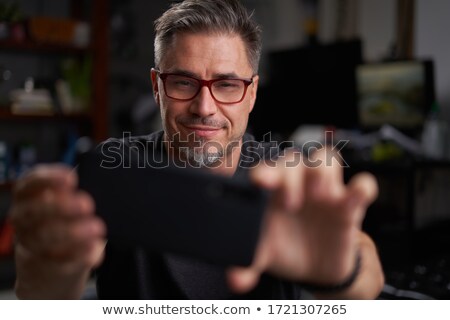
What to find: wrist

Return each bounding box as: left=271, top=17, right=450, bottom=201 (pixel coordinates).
left=298, top=251, right=362, bottom=294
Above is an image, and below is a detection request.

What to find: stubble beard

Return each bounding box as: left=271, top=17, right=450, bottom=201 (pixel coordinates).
left=163, top=115, right=241, bottom=168
left=181, top=137, right=223, bottom=167
left=168, top=133, right=242, bottom=168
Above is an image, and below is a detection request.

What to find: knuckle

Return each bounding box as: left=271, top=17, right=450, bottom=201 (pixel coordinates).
left=76, top=191, right=95, bottom=214
left=14, top=166, right=76, bottom=200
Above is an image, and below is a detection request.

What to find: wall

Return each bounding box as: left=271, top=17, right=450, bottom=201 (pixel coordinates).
left=108, top=0, right=168, bottom=137
left=357, top=0, right=396, bottom=61
left=415, top=0, right=450, bottom=119
left=250, top=0, right=449, bottom=118
left=243, top=0, right=305, bottom=83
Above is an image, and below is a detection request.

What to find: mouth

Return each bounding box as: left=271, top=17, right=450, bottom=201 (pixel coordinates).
left=183, top=125, right=223, bottom=138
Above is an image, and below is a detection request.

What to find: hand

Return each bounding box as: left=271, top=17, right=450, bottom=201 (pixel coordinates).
left=10, top=164, right=106, bottom=299
left=227, top=148, right=381, bottom=297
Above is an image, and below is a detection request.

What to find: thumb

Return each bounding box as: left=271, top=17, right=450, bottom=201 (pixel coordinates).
left=250, top=162, right=282, bottom=190
left=226, top=266, right=262, bottom=294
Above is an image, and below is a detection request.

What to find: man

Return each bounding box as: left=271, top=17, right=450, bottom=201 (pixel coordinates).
left=11, top=0, right=384, bottom=299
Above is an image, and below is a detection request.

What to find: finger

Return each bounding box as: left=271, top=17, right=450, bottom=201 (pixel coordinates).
left=11, top=191, right=67, bottom=235
left=12, top=190, right=95, bottom=236
left=345, top=172, right=379, bottom=211
left=84, top=238, right=106, bottom=268
left=31, top=236, right=106, bottom=276
left=73, top=191, right=96, bottom=218
left=34, top=217, right=106, bottom=261
left=304, top=147, right=345, bottom=201
left=57, top=238, right=107, bottom=276
left=12, top=190, right=98, bottom=259
left=50, top=218, right=106, bottom=261
left=278, top=149, right=304, bottom=211
left=14, top=165, right=78, bottom=201
left=226, top=266, right=261, bottom=294
left=250, top=162, right=282, bottom=190
left=250, top=150, right=305, bottom=211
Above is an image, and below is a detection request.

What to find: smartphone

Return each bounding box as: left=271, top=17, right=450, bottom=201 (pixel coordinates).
left=77, top=150, right=268, bottom=266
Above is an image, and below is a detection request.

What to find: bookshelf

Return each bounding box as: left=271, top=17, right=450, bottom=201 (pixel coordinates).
left=0, top=0, right=109, bottom=290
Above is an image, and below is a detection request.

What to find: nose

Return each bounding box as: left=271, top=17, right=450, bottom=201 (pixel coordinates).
left=188, top=85, right=218, bottom=117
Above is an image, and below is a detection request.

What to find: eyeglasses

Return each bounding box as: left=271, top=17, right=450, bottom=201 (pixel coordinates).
left=155, top=70, right=253, bottom=104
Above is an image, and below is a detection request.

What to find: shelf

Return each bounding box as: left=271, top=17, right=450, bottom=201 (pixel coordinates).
left=0, top=109, right=92, bottom=122
left=0, top=40, right=91, bottom=55
left=0, top=0, right=108, bottom=140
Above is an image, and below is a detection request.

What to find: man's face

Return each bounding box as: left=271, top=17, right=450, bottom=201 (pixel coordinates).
left=151, top=32, right=258, bottom=167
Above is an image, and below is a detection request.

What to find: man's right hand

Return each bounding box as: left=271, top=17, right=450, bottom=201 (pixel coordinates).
left=10, top=165, right=106, bottom=299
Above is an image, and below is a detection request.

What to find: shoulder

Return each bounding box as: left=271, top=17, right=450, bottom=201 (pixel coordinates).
left=95, top=131, right=165, bottom=166
left=99, top=130, right=164, bottom=150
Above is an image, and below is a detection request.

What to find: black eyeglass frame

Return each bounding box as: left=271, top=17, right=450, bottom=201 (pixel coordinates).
left=154, top=70, right=254, bottom=104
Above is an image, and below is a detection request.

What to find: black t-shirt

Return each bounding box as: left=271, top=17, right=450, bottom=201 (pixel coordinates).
left=95, top=131, right=303, bottom=299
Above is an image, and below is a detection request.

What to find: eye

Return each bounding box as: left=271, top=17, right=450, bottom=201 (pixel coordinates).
left=174, top=79, right=195, bottom=87
left=214, top=80, right=241, bottom=89
left=167, top=75, right=198, bottom=89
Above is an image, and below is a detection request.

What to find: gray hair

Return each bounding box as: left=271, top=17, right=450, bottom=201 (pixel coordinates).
left=154, top=0, right=262, bottom=73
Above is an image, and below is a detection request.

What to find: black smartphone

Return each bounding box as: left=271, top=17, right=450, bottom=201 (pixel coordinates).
left=77, top=150, right=268, bottom=266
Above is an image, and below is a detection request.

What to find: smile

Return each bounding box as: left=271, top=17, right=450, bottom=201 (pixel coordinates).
left=183, top=125, right=222, bottom=138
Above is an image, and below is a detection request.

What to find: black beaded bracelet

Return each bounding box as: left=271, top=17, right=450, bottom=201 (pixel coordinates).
left=298, top=252, right=362, bottom=293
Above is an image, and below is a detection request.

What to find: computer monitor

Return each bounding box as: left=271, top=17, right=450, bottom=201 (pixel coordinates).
left=249, top=40, right=362, bottom=141
left=356, top=60, right=435, bottom=132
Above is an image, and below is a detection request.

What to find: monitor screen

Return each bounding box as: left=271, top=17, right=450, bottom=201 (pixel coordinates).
left=356, top=60, right=435, bottom=131
left=249, top=40, right=362, bottom=141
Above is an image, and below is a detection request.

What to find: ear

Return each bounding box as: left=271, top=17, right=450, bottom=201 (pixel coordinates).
left=248, top=75, right=259, bottom=113
left=150, top=68, right=160, bottom=105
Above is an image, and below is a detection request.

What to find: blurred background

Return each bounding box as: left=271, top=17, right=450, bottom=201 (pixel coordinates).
left=0, top=0, right=449, bottom=299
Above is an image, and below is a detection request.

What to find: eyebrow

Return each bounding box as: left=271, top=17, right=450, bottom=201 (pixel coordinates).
left=165, top=68, right=243, bottom=80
